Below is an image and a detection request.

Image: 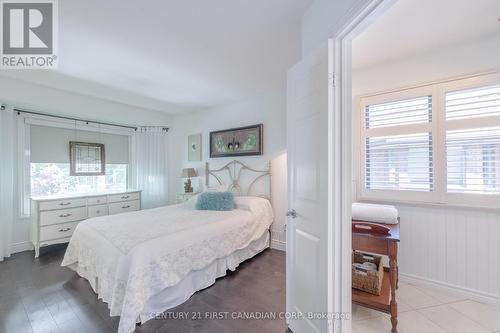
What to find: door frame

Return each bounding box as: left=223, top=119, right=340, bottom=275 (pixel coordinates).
left=327, top=0, right=398, bottom=332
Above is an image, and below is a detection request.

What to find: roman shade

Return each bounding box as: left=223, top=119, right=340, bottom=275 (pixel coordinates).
left=30, top=125, right=129, bottom=164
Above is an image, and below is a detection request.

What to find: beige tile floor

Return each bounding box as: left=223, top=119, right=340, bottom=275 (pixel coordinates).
left=352, top=280, right=500, bottom=333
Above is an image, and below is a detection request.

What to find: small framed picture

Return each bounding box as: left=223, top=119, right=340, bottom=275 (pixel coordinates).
left=188, top=133, right=202, bottom=161
left=69, top=141, right=105, bottom=176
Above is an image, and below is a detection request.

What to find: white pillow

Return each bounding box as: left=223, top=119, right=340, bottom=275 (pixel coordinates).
left=234, top=196, right=274, bottom=230
left=234, top=196, right=272, bottom=214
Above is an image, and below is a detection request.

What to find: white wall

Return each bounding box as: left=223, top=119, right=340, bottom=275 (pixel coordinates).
left=0, top=76, right=173, bottom=127
left=352, top=34, right=500, bottom=300
left=301, top=0, right=369, bottom=56
left=353, top=34, right=500, bottom=97
left=169, top=80, right=288, bottom=250
left=0, top=76, right=175, bottom=253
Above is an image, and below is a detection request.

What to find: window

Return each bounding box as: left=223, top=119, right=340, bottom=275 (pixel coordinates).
left=365, top=133, right=433, bottom=191
left=23, top=121, right=132, bottom=214
left=358, top=71, right=500, bottom=207
left=446, top=128, right=500, bottom=194
left=445, top=83, right=500, bottom=196
left=361, top=92, right=434, bottom=201
left=31, top=163, right=127, bottom=197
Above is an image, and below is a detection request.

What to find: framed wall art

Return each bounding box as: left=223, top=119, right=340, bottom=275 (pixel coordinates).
left=188, top=133, right=202, bottom=161
left=69, top=141, right=105, bottom=176
left=209, top=124, right=263, bottom=158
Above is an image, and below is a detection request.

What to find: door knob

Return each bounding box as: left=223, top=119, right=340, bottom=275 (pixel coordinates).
left=286, top=209, right=297, bottom=218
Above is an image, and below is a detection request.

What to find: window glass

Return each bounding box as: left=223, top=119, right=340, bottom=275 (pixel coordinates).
left=366, top=133, right=433, bottom=192
left=31, top=163, right=127, bottom=197
left=446, top=127, right=500, bottom=194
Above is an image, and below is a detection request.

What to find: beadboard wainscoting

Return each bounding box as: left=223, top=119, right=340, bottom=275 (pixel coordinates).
left=395, top=204, right=500, bottom=303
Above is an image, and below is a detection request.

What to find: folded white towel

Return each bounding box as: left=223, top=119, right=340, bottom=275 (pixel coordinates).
left=352, top=202, right=399, bottom=225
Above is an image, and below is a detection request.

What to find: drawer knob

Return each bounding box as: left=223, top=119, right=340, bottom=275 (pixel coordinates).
left=121, top=195, right=130, bottom=199
left=96, top=210, right=100, bottom=214
left=96, top=200, right=101, bottom=203
left=58, top=228, right=71, bottom=232
left=59, top=202, right=72, bottom=206
left=122, top=205, right=131, bottom=209
left=59, top=213, right=72, bottom=218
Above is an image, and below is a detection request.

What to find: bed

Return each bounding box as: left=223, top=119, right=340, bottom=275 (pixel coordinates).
left=61, top=160, right=273, bottom=333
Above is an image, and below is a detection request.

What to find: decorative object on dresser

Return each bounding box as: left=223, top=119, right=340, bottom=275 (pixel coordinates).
left=175, top=192, right=198, bottom=203
left=181, top=168, right=197, bottom=193
left=69, top=141, right=106, bottom=176
left=209, top=124, right=263, bottom=158
left=31, top=190, right=141, bottom=258
left=188, top=133, right=202, bottom=161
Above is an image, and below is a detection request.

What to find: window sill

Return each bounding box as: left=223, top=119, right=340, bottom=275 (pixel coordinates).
left=356, top=195, right=500, bottom=213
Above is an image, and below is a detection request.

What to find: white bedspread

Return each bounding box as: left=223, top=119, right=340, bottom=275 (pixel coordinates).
left=61, top=196, right=273, bottom=333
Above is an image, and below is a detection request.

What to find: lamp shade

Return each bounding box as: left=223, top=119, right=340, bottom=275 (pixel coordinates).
left=181, top=168, right=197, bottom=178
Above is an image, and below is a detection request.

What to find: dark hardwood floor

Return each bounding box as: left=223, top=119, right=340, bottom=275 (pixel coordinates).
left=0, top=245, right=286, bottom=333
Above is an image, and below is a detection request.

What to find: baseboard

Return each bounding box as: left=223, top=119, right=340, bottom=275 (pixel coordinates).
left=271, top=239, right=286, bottom=251
left=400, top=272, right=500, bottom=306
left=10, top=241, right=33, bottom=254
left=270, top=229, right=286, bottom=251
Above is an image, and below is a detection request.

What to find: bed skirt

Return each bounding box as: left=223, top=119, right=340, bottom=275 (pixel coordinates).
left=138, top=230, right=269, bottom=324
left=69, top=229, right=270, bottom=327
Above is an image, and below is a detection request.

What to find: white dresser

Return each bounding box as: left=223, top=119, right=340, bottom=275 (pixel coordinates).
left=31, top=190, right=141, bottom=257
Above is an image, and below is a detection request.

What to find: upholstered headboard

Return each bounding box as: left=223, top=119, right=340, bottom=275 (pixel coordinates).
left=205, top=160, right=271, bottom=201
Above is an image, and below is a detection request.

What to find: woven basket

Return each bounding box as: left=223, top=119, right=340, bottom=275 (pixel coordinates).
left=352, top=251, right=384, bottom=295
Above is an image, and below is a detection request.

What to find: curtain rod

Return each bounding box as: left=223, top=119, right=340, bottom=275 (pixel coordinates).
left=0, top=105, right=169, bottom=132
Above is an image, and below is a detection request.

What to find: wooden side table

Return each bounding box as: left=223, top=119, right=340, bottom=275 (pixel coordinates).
left=352, top=222, right=400, bottom=333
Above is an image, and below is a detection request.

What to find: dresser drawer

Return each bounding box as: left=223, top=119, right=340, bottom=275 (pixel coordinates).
left=108, top=200, right=140, bottom=215
left=108, top=192, right=140, bottom=203
left=39, top=206, right=87, bottom=226
left=39, top=198, right=87, bottom=211
left=40, top=222, right=79, bottom=242
left=88, top=205, right=109, bottom=218
left=87, top=196, right=107, bottom=206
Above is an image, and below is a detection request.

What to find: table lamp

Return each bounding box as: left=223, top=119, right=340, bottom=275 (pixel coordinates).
left=181, top=168, right=197, bottom=193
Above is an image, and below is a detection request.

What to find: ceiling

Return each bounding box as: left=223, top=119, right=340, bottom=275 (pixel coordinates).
left=352, top=0, right=500, bottom=70
left=1, top=0, right=312, bottom=113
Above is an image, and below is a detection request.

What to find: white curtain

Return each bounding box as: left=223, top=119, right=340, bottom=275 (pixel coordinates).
left=131, top=127, right=169, bottom=209
left=0, top=107, right=15, bottom=261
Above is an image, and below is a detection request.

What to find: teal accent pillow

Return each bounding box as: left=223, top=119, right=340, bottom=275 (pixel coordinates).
left=195, top=192, right=234, bottom=211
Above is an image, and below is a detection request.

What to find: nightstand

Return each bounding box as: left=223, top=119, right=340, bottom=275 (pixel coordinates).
left=176, top=192, right=198, bottom=203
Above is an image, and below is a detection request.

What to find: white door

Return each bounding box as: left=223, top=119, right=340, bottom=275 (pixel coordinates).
left=286, top=45, right=329, bottom=333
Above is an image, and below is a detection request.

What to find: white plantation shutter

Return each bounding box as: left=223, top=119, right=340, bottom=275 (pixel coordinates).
left=365, top=96, right=432, bottom=128
left=363, top=95, right=434, bottom=193
left=366, top=133, right=433, bottom=191
left=446, top=127, right=500, bottom=194
left=446, top=84, right=500, bottom=120
left=359, top=72, right=500, bottom=206
left=445, top=83, right=500, bottom=195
